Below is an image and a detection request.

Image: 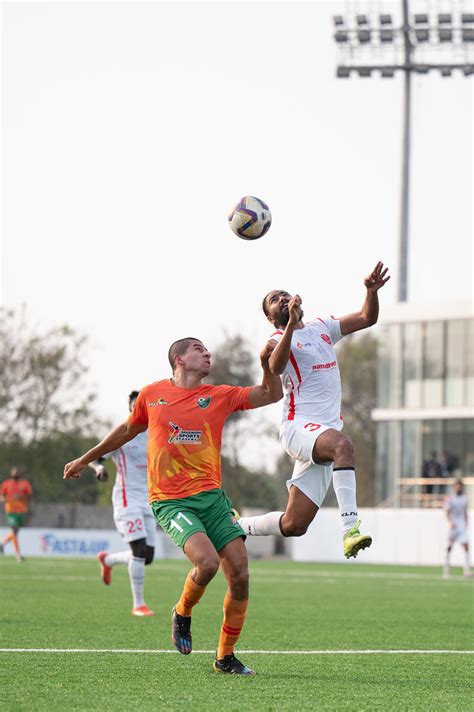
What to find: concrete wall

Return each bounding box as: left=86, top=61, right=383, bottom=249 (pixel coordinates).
left=291, top=508, right=474, bottom=567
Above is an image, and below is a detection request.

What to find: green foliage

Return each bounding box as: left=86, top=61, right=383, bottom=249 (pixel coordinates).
left=337, top=332, right=378, bottom=505
left=0, top=307, right=108, bottom=443
left=221, top=456, right=279, bottom=510
left=0, top=434, right=101, bottom=504
left=0, top=308, right=110, bottom=503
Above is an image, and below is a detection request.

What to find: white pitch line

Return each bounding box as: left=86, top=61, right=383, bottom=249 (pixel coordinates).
left=0, top=648, right=472, bottom=655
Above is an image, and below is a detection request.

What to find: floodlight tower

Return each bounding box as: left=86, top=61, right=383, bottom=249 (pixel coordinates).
left=333, top=3, right=474, bottom=302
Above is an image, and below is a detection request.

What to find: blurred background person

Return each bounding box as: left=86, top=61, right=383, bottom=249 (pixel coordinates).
left=89, top=390, right=156, bottom=617
left=443, top=479, right=471, bottom=579
left=0, top=467, right=33, bottom=562
left=421, top=451, right=442, bottom=497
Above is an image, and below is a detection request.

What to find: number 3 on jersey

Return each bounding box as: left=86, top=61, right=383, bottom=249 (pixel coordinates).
left=170, top=512, right=194, bottom=534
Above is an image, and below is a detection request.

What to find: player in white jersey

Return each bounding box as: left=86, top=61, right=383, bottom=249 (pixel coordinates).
left=90, top=391, right=157, bottom=616
left=239, top=262, right=390, bottom=558
left=443, top=479, right=472, bottom=578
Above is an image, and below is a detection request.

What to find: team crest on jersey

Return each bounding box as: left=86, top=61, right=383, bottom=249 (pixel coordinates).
left=148, top=397, right=168, bottom=406
left=197, top=396, right=211, bottom=409
left=168, top=422, right=202, bottom=444
left=321, top=333, right=332, bottom=345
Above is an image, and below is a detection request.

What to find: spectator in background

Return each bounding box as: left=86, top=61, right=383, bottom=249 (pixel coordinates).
left=422, top=452, right=442, bottom=497
left=440, top=451, right=459, bottom=495
left=0, top=467, right=33, bottom=561
left=443, top=479, right=471, bottom=578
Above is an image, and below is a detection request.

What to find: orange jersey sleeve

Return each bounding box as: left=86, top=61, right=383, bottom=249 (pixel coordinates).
left=128, top=388, right=150, bottom=426
left=132, top=380, right=253, bottom=502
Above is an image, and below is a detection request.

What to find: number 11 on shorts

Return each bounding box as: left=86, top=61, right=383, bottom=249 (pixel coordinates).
left=170, top=512, right=193, bottom=533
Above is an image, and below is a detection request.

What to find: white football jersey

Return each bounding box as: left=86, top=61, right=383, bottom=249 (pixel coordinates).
left=270, top=316, right=344, bottom=427
left=444, top=494, right=468, bottom=525
left=104, top=430, right=149, bottom=510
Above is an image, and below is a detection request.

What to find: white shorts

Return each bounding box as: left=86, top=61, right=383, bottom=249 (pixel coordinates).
left=448, top=526, right=468, bottom=546
left=114, top=505, right=157, bottom=545
left=280, top=420, right=335, bottom=507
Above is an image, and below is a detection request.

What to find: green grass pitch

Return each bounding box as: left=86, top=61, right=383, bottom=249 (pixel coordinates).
left=1, top=557, right=472, bottom=710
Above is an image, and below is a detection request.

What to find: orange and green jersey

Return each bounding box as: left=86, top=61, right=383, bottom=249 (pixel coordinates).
left=0, top=478, right=32, bottom=514
left=128, top=380, right=253, bottom=502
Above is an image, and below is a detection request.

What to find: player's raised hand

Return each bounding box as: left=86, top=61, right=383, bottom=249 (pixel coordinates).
left=63, top=458, right=86, bottom=480
left=260, top=339, right=277, bottom=366
left=364, top=262, right=390, bottom=294
left=288, top=294, right=302, bottom=326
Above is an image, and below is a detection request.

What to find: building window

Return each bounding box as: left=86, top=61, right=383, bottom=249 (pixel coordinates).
left=466, top=319, right=474, bottom=406
left=445, top=320, right=465, bottom=406
left=402, top=420, right=421, bottom=477
left=422, top=322, right=444, bottom=408
left=378, top=324, right=401, bottom=408
left=402, top=322, right=422, bottom=407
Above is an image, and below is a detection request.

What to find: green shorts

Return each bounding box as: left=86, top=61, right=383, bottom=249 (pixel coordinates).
left=151, top=488, right=245, bottom=552
left=6, top=513, right=25, bottom=528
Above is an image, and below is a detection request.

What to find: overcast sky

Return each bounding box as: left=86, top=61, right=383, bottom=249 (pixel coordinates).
left=1, top=1, right=472, bottom=461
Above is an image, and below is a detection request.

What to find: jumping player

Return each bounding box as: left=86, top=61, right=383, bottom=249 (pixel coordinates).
left=0, top=467, right=32, bottom=562
left=238, top=262, right=390, bottom=558
left=90, top=390, right=156, bottom=617
left=63, top=337, right=282, bottom=675
left=443, top=479, right=472, bottom=578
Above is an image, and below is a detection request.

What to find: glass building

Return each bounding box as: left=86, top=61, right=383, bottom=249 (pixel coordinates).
left=372, top=302, right=474, bottom=507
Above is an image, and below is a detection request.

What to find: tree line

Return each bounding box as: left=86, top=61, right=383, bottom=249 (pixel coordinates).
left=0, top=308, right=377, bottom=509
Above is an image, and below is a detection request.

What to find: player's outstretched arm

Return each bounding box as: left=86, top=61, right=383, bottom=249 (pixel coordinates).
left=339, top=261, right=390, bottom=336
left=268, top=294, right=302, bottom=375
left=63, top=421, right=146, bottom=480
left=249, top=341, right=283, bottom=408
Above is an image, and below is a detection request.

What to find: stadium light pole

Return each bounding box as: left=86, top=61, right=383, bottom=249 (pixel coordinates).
left=333, top=3, right=474, bottom=302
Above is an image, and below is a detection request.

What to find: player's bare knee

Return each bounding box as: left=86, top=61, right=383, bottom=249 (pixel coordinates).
left=196, top=555, right=220, bottom=580
left=145, top=546, right=154, bottom=565
left=334, top=434, right=355, bottom=465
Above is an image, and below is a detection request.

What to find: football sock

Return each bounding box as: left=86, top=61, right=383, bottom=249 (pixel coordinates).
left=128, top=556, right=146, bottom=608
left=217, top=592, right=248, bottom=659
left=333, top=468, right=358, bottom=533
left=105, top=550, right=131, bottom=567
left=238, top=511, right=284, bottom=536
left=464, top=550, right=471, bottom=573
left=176, top=571, right=207, bottom=617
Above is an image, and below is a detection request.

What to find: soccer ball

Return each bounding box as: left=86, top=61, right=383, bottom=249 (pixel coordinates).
left=228, top=196, right=272, bottom=240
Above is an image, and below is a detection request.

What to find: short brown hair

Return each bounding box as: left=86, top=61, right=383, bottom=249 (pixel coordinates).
left=168, top=338, right=202, bottom=372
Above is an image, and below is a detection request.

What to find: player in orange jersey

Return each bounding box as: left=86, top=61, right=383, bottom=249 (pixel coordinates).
left=0, top=467, right=33, bottom=561
left=63, top=336, right=282, bottom=675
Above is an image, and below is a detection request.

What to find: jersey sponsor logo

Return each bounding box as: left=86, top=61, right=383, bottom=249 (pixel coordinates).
left=148, top=398, right=168, bottom=406
left=321, top=333, right=332, bottom=345
left=312, top=361, right=337, bottom=370
left=296, top=341, right=311, bottom=349
left=197, top=396, right=211, bottom=409
left=168, top=422, right=202, bottom=444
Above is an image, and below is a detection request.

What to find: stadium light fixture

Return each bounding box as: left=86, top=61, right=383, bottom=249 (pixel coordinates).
left=332, top=0, right=474, bottom=303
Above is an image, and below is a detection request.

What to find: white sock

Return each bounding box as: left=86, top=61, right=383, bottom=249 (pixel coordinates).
left=104, top=550, right=131, bottom=567
left=333, top=468, right=358, bottom=533
left=128, top=556, right=145, bottom=608
left=238, top=511, right=284, bottom=536
left=464, top=550, right=471, bottom=574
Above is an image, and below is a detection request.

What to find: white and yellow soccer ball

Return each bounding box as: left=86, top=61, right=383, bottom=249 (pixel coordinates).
left=228, top=196, right=272, bottom=240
